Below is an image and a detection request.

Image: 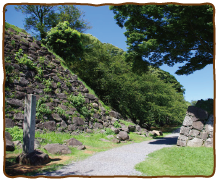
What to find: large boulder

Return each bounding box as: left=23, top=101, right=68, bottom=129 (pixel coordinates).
left=151, top=130, right=163, bottom=136
left=128, top=125, right=136, bottom=132
left=187, top=138, right=203, bottom=147
left=16, top=150, right=50, bottom=165
left=117, top=131, right=129, bottom=141
left=66, top=138, right=83, bottom=146
left=44, top=143, right=71, bottom=154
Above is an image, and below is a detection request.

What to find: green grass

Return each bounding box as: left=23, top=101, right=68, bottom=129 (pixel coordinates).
left=119, top=119, right=135, bottom=126
left=135, top=146, right=214, bottom=176
left=5, top=22, right=28, bottom=34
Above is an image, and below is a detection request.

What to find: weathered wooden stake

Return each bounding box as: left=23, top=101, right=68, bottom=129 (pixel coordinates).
left=23, top=94, right=36, bottom=154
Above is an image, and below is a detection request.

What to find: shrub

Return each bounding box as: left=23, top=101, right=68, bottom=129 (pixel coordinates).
left=42, top=21, right=84, bottom=64
left=5, top=126, right=23, bottom=142
left=113, top=121, right=121, bottom=128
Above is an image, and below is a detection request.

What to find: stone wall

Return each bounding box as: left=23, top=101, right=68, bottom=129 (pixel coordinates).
left=4, top=27, right=135, bottom=134
left=177, top=106, right=214, bottom=147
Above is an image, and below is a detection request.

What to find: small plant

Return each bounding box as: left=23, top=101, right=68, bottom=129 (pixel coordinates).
left=11, top=40, right=16, bottom=47
left=105, top=128, right=115, bottom=135
left=36, top=104, right=52, bottom=120
left=15, top=49, right=35, bottom=70
left=55, top=107, right=65, bottom=116
left=44, top=87, right=52, bottom=93
left=68, top=93, right=85, bottom=108
left=113, top=121, right=121, bottom=128
left=57, top=82, right=61, bottom=88
left=5, top=126, right=23, bottom=142
left=38, top=56, right=45, bottom=64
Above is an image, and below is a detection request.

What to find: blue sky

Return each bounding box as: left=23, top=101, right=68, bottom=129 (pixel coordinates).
left=4, top=4, right=214, bottom=103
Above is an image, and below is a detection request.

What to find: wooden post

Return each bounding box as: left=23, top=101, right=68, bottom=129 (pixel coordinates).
left=23, top=94, right=36, bottom=154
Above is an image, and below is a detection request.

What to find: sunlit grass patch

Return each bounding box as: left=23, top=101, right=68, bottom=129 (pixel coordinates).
left=135, top=146, right=214, bottom=176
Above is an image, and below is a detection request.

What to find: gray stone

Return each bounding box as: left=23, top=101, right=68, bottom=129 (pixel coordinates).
left=13, top=112, right=24, bottom=120
left=177, top=139, right=187, bottom=147
left=66, top=138, right=83, bottom=146
left=73, top=117, right=85, bottom=126
left=19, top=77, right=29, bottom=86
left=183, top=115, right=193, bottom=126
left=15, top=91, right=26, bottom=99
left=5, top=118, right=15, bottom=128
left=60, top=120, right=68, bottom=129
left=43, top=121, right=56, bottom=131
left=178, top=135, right=188, bottom=141
left=77, top=145, right=86, bottom=150
left=117, top=131, right=129, bottom=141
left=92, top=103, right=99, bottom=109
left=6, top=98, right=23, bottom=107
left=109, top=111, right=119, bottom=118
left=204, top=138, right=213, bottom=147
left=180, top=126, right=191, bottom=136
left=151, top=130, right=163, bottom=136
left=16, top=150, right=50, bottom=165
left=187, top=138, right=203, bottom=147
left=85, top=93, right=96, bottom=100
left=205, top=115, right=213, bottom=132
left=189, top=129, right=200, bottom=137
left=128, top=125, right=136, bottom=132
left=192, top=121, right=204, bottom=130
left=111, top=138, right=120, bottom=143
left=52, top=113, right=62, bottom=121
left=44, top=143, right=71, bottom=154
left=200, top=132, right=208, bottom=140
left=68, top=124, right=77, bottom=131
left=111, top=126, right=120, bottom=134
left=86, top=129, right=93, bottom=133
left=57, top=93, right=67, bottom=99
left=94, top=122, right=104, bottom=129
left=136, top=125, right=141, bottom=132
left=5, top=132, right=15, bottom=151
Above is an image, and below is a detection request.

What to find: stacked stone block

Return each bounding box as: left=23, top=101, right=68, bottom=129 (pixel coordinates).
left=177, top=106, right=213, bottom=147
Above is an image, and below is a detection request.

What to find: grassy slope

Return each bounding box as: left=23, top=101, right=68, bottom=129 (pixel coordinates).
left=135, top=146, right=214, bottom=176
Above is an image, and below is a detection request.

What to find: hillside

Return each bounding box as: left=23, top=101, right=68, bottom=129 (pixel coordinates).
left=4, top=23, right=138, bottom=134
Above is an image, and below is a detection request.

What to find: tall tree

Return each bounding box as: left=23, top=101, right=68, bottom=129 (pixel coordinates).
left=110, top=4, right=213, bottom=75
left=15, top=5, right=91, bottom=39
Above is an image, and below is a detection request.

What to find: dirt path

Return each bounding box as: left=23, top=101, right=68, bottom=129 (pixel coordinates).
left=35, top=131, right=180, bottom=177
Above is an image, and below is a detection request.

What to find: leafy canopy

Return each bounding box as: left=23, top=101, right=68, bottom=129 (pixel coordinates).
left=110, top=4, right=213, bottom=75
left=15, top=5, right=91, bottom=39
left=43, top=21, right=187, bottom=129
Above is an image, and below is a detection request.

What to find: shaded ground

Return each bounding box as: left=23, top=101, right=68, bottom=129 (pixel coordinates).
left=4, top=155, right=71, bottom=176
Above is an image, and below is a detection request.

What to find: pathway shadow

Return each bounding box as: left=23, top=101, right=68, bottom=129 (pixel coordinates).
left=148, top=136, right=178, bottom=145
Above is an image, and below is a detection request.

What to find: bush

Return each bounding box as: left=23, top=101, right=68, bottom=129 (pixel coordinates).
left=42, top=21, right=84, bottom=64
left=5, top=126, right=23, bottom=142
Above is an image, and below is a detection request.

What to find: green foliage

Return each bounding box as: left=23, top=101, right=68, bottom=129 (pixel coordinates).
left=43, top=21, right=84, bottom=64
left=45, top=24, right=187, bottom=129
left=113, top=121, right=121, bottom=128
left=36, top=96, right=52, bottom=119
left=5, top=126, right=23, bottom=142
left=105, top=128, right=115, bottom=135
left=119, top=120, right=135, bottom=126
left=5, top=22, right=28, bottom=34
left=15, top=5, right=90, bottom=39
left=15, top=49, right=35, bottom=69
left=110, top=5, right=213, bottom=75
left=68, top=93, right=85, bottom=108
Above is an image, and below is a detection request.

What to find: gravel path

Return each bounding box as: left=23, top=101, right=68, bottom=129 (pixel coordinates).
left=36, top=129, right=180, bottom=177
